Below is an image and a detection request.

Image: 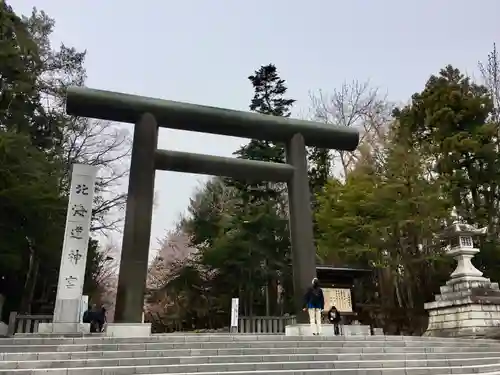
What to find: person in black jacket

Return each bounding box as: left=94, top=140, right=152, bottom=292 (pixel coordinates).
left=327, top=306, right=342, bottom=335
left=82, top=304, right=92, bottom=324
left=303, top=278, right=325, bottom=335
left=85, top=304, right=106, bottom=333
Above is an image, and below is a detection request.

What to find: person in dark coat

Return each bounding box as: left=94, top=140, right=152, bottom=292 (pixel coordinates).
left=82, top=304, right=92, bottom=324
left=85, top=304, right=106, bottom=333
left=303, top=277, right=325, bottom=335
left=327, top=306, right=342, bottom=335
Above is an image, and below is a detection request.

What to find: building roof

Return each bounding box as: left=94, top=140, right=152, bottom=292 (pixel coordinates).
left=440, top=222, right=487, bottom=238
left=316, top=265, right=371, bottom=273
left=316, top=265, right=372, bottom=280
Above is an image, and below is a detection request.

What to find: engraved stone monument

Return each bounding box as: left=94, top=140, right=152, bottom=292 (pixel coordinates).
left=424, top=222, right=500, bottom=337
left=39, top=164, right=97, bottom=334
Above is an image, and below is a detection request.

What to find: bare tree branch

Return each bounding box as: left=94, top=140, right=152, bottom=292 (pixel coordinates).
left=309, top=80, right=392, bottom=178
left=479, top=43, right=500, bottom=123
left=61, top=117, right=131, bottom=235
left=24, top=9, right=132, bottom=237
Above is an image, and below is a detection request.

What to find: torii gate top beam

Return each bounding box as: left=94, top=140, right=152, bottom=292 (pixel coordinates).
left=66, top=87, right=359, bottom=151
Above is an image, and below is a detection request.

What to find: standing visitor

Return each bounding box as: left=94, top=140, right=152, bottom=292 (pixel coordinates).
left=303, top=277, right=324, bottom=335
left=327, top=305, right=342, bottom=336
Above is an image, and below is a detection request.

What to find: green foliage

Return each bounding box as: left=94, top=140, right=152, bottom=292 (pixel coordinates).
left=0, top=3, right=116, bottom=314
left=315, top=124, right=452, bottom=333
left=21, top=8, right=86, bottom=154
left=0, top=2, right=44, bottom=143
left=314, top=63, right=500, bottom=334
left=0, top=131, right=65, bottom=269
left=232, top=64, right=295, bottom=199
left=394, top=65, right=495, bottom=223
left=307, top=146, right=332, bottom=242
left=182, top=178, right=236, bottom=249
left=0, top=130, right=66, bottom=314
left=308, top=147, right=331, bottom=197
left=394, top=64, right=500, bottom=282
left=315, top=157, right=382, bottom=267
left=228, top=64, right=296, bottom=315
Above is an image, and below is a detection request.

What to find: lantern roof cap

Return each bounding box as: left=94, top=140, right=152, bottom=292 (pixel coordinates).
left=440, top=221, right=487, bottom=239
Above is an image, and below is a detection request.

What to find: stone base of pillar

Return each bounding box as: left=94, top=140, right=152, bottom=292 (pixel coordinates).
left=105, top=323, right=151, bottom=337
left=424, top=278, right=500, bottom=338
left=0, top=322, right=7, bottom=337
left=53, top=298, right=82, bottom=323
left=38, top=322, right=90, bottom=334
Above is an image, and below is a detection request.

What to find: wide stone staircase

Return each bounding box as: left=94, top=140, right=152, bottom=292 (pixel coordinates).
left=0, top=333, right=500, bottom=374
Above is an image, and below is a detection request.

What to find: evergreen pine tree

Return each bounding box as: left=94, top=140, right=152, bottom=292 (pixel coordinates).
left=307, top=147, right=332, bottom=243
left=229, top=64, right=296, bottom=314
left=0, top=1, right=43, bottom=138
left=233, top=64, right=295, bottom=200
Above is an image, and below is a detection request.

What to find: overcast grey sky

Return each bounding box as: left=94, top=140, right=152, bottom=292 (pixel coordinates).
left=14, top=0, right=500, bottom=257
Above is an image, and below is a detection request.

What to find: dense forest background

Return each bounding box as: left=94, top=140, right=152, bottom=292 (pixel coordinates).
left=3, top=2, right=500, bottom=335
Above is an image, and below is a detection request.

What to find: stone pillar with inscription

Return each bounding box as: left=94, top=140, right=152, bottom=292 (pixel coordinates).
left=39, top=164, right=97, bottom=334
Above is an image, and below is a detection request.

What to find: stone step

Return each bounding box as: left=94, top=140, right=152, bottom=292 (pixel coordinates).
left=2, top=346, right=499, bottom=361
left=2, top=333, right=499, bottom=345
left=2, top=340, right=499, bottom=354
left=1, top=352, right=500, bottom=370
left=174, top=369, right=500, bottom=375
left=2, top=334, right=500, bottom=374
left=1, top=357, right=499, bottom=374
left=2, top=336, right=499, bottom=353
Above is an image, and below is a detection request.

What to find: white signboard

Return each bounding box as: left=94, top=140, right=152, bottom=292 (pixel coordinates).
left=230, top=298, right=239, bottom=328
left=323, top=287, right=353, bottom=313
left=55, top=164, right=97, bottom=300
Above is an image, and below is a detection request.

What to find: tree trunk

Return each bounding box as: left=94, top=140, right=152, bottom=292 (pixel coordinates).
left=19, top=251, right=39, bottom=313
left=265, top=283, right=270, bottom=316
left=268, top=278, right=278, bottom=316
left=248, top=289, right=253, bottom=316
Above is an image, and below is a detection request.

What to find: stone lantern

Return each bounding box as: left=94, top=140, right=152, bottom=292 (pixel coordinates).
left=441, top=222, right=487, bottom=283
left=424, top=221, right=500, bottom=338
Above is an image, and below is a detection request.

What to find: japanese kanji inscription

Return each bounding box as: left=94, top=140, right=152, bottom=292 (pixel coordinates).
left=54, top=164, right=97, bottom=304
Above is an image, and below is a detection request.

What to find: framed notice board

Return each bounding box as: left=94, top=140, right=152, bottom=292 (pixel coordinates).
left=323, top=287, right=353, bottom=313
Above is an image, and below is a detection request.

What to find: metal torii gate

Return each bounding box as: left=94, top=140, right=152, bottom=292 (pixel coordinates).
left=66, top=87, right=359, bottom=323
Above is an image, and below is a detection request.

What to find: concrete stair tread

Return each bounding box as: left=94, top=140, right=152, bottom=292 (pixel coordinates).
left=2, top=339, right=499, bottom=353
left=3, top=352, right=500, bottom=369
left=2, top=334, right=500, bottom=374
left=146, top=370, right=500, bottom=375
left=3, top=334, right=500, bottom=344
left=2, top=360, right=500, bottom=374
left=3, top=348, right=500, bottom=361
